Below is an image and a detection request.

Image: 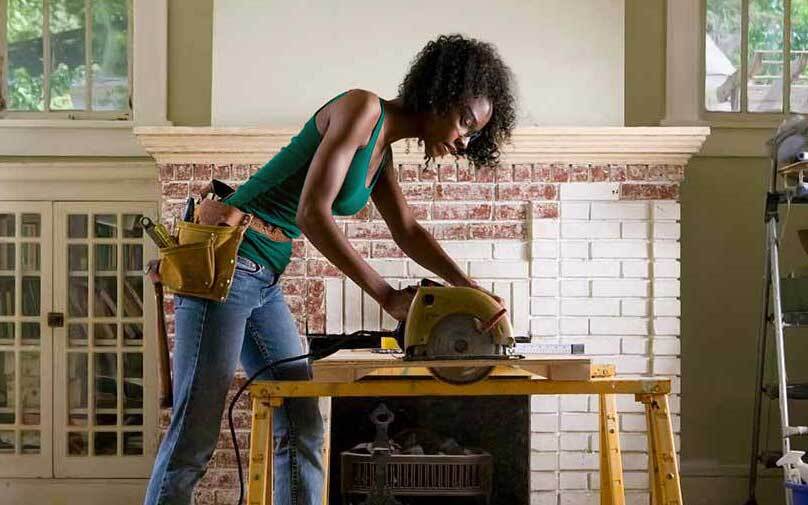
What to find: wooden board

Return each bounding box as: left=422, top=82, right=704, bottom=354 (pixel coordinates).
left=311, top=349, right=594, bottom=383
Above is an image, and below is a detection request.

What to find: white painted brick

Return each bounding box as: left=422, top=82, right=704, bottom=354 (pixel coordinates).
left=591, top=240, right=649, bottom=259
left=440, top=241, right=492, bottom=259
left=561, top=260, right=620, bottom=278
left=653, top=357, right=681, bottom=375
left=560, top=492, right=599, bottom=505
left=531, top=395, right=559, bottom=413
left=620, top=433, right=648, bottom=451
left=623, top=453, right=648, bottom=471
left=561, top=202, right=590, bottom=219
left=653, top=201, right=681, bottom=220
left=530, top=317, right=558, bottom=336
left=591, top=201, right=649, bottom=220
left=615, top=395, right=647, bottom=413
left=531, top=240, right=559, bottom=259
left=653, top=317, right=680, bottom=335
left=531, top=413, right=560, bottom=432
left=560, top=318, right=589, bottom=335
left=561, top=221, right=621, bottom=239
left=561, top=240, right=590, bottom=258
left=559, top=471, right=588, bottom=490
left=562, top=336, right=620, bottom=355
left=561, top=279, right=590, bottom=297
left=627, top=492, right=651, bottom=505
left=561, top=413, right=598, bottom=431
left=624, top=472, right=649, bottom=489
left=592, top=279, right=649, bottom=297
left=622, top=261, right=649, bottom=278
left=621, top=337, right=648, bottom=355
left=532, top=433, right=559, bottom=451
left=344, top=280, right=363, bottom=333
left=653, top=241, right=680, bottom=259
left=531, top=471, right=558, bottom=491
left=653, top=222, right=680, bottom=239
left=561, top=395, right=589, bottom=412
left=531, top=259, right=560, bottom=278
left=561, top=298, right=620, bottom=316
left=589, top=317, right=648, bottom=335
left=532, top=279, right=559, bottom=296
left=469, top=260, right=528, bottom=278
left=531, top=491, right=558, bottom=505
left=513, top=281, right=530, bottom=336
left=670, top=395, right=681, bottom=414
left=622, top=221, right=649, bottom=239
left=560, top=452, right=600, bottom=470
left=531, top=297, right=559, bottom=316
left=671, top=376, right=681, bottom=394
left=494, top=241, right=527, bottom=260
left=621, top=414, right=647, bottom=432
left=653, top=279, right=680, bottom=297
left=560, top=182, right=620, bottom=201
left=622, top=299, right=649, bottom=316
left=367, top=259, right=408, bottom=277
left=363, top=291, right=381, bottom=330
left=606, top=356, right=650, bottom=374
left=531, top=219, right=559, bottom=238
left=652, top=337, right=680, bottom=355
left=560, top=433, right=590, bottom=451
left=325, top=278, right=343, bottom=334
left=654, top=298, right=681, bottom=316
left=407, top=261, right=442, bottom=278
left=530, top=452, right=558, bottom=471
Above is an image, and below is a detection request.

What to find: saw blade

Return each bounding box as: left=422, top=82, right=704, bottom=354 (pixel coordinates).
left=425, top=313, right=499, bottom=384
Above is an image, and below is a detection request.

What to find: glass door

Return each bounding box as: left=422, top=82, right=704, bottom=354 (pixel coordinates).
left=0, top=203, right=52, bottom=477
left=53, top=202, right=158, bottom=477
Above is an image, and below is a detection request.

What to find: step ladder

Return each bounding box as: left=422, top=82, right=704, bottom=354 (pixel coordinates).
left=745, top=160, right=808, bottom=505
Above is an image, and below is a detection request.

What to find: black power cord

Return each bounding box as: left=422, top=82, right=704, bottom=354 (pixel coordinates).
left=227, top=331, right=394, bottom=505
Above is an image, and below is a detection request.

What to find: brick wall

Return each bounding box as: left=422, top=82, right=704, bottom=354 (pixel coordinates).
left=157, top=160, right=682, bottom=505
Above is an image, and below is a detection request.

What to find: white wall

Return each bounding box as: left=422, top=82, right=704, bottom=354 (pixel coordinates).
left=212, top=0, right=625, bottom=127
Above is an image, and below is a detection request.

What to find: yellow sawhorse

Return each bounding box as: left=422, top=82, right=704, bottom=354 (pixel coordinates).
left=245, top=377, right=682, bottom=505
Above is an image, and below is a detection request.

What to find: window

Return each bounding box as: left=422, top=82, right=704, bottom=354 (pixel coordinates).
left=0, top=0, right=132, bottom=120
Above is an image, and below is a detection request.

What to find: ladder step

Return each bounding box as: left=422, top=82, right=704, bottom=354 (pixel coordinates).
left=763, top=383, right=808, bottom=400
left=760, top=450, right=783, bottom=469
left=782, top=312, right=808, bottom=326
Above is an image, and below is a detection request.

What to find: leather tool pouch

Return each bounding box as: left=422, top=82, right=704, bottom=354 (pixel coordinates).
left=157, top=210, right=252, bottom=302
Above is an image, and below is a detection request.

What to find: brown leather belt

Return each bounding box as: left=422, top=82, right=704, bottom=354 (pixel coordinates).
left=196, top=198, right=290, bottom=243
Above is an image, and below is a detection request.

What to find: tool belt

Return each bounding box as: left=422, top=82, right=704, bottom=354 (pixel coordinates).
left=156, top=179, right=289, bottom=302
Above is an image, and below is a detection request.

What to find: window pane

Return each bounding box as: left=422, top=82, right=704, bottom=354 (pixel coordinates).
left=7, top=0, right=45, bottom=111
left=0, top=323, right=13, bottom=345
left=122, top=214, right=142, bottom=238
left=68, top=276, right=88, bottom=317
left=20, top=214, right=40, bottom=237
left=94, top=244, right=116, bottom=271
left=123, top=432, right=142, bottom=455
left=49, top=0, right=87, bottom=110
left=93, top=323, right=116, bottom=346
left=0, top=431, right=14, bottom=454
left=21, top=430, right=39, bottom=454
left=20, top=352, right=40, bottom=425
left=21, top=322, right=39, bottom=344
left=68, top=215, right=88, bottom=238
left=0, top=244, right=15, bottom=271
left=0, top=277, right=15, bottom=316
left=0, top=352, right=15, bottom=424
left=68, top=323, right=88, bottom=347
left=123, top=244, right=142, bottom=272
left=21, top=243, right=40, bottom=272
left=93, top=431, right=116, bottom=455
left=123, top=275, right=142, bottom=317
left=706, top=0, right=743, bottom=111
left=94, top=276, right=116, bottom=317
left=67, top=353, right=88, bottom=426
left=748, top=0, right=785, bottom=112
left=91, top=0, right=128, bottom=111
left=792, top=0, right=808, bottom=112
left=69, top=244, right=88, bottom=271
left=22, top=276, right=40, bottom=316
left=94, top=214, right=117, bottom=238
left=67, top=431, right=87, bottom=455
left=0, top=215, right=15, bottom=237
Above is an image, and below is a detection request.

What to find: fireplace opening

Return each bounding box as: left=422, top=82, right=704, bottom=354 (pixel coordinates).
left=328, top=396, right=530, bottom=505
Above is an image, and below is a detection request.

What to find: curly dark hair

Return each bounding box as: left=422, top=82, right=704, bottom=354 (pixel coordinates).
left=398, top=34, right=517, bottom=168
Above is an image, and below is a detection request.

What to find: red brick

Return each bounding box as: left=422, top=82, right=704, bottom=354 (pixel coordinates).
left=476, top=166, right=496, bottom=182
left=469, top=222, right=526, bottom=239
left=284, top=259, right=306, bottom=276
left=163, top=182, right=190, bottom=199
left=285, top=295, right=305, bottom=317
left=496, top=183, right=557, bottom=201
left=533, top=164, right=553, bottom=182
left=648, top=164, right=684, bottom=182
left=197, top=470, right=239, bottom=489
left=161, top=201, right=186, bottom=222
left=620, top=183, right=680, bottom=200
left=401, top=183, right=435, bottom=200
left=627, top=164, right=649, bottom=181
left=513, top=164, right=532, bottom=181
left=371, top=202, right=429, bottom=221
left=209, top=449, right=239, bottom=469
left=193, top=489, right=216, bottom=505
left=591, top=164, right=609, bottom=182
left=551, top=163, right=570, bottom=182
left=429, top=223, right=468, bottom=240
left=419, top=165, right=438, bottom=181
left=220, top=410, right=252, bottom=430
left=399, top=164, right=419, bottom=182
left=158, top=164, right=174, bottom=181
left=495, top=165, right=513, bottom=182
left=570, top=164, right=590, bottom=182
left=217, top=430, right=249, bottom=450
left=307, top=313, right=325, bottom=333
left=433, top=203, right=492, bottom=220
left=456, top=164, right=474, bottom=182
left=609, top=164, right=627, bottom=182
left=215, top=490, right=241, bottom=505
left=438, top=164, right=458, bottom=181
left=372, top=241, right=406, bottom=258
left=213, top=164, right=231, bottom=179
left=434, top=184, right=494, bottom=201
left=232, top=164, right=252, bottom=180
left=193, top=164, right=213, bottom=180
left=281, top=278, right=306, bottom=297
left=306, top=259, right=342, bottom=277
left=290, top=240, right=305, bottom=258
left=532, top=202, right=560, bottom=219
left=346, top=223, right=392, bottom=239
left=174, top=164, right=193, bottom=180
left=493, top=202, right=528, bottom=220
left=190, top=180, right=211, bottom=197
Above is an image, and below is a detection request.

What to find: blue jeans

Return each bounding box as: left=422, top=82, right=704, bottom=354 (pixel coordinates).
left=144, top=256, right=324, bottom=505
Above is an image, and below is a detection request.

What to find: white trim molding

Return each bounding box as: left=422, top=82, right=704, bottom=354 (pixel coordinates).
left=134, top=126, right=711, bottom=165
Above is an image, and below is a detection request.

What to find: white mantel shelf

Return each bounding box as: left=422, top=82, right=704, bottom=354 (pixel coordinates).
left=134, top=126, right=710, bottom=165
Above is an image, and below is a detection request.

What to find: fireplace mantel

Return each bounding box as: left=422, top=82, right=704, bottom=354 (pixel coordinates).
left=134, top=126, right=710, bottom=165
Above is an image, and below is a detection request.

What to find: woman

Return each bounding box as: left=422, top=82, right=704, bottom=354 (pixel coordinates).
left=144, top=33, right=516, bottom=505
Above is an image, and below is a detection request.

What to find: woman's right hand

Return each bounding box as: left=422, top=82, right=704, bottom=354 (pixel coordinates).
left=382, top=286, right=416, bottom=321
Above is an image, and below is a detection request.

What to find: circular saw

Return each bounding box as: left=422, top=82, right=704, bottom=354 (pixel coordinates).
left=402, top=285, right=517, bottom=384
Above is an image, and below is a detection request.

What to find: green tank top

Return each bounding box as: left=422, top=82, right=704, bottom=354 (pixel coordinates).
left=224, top=92, right=388, bottom=273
